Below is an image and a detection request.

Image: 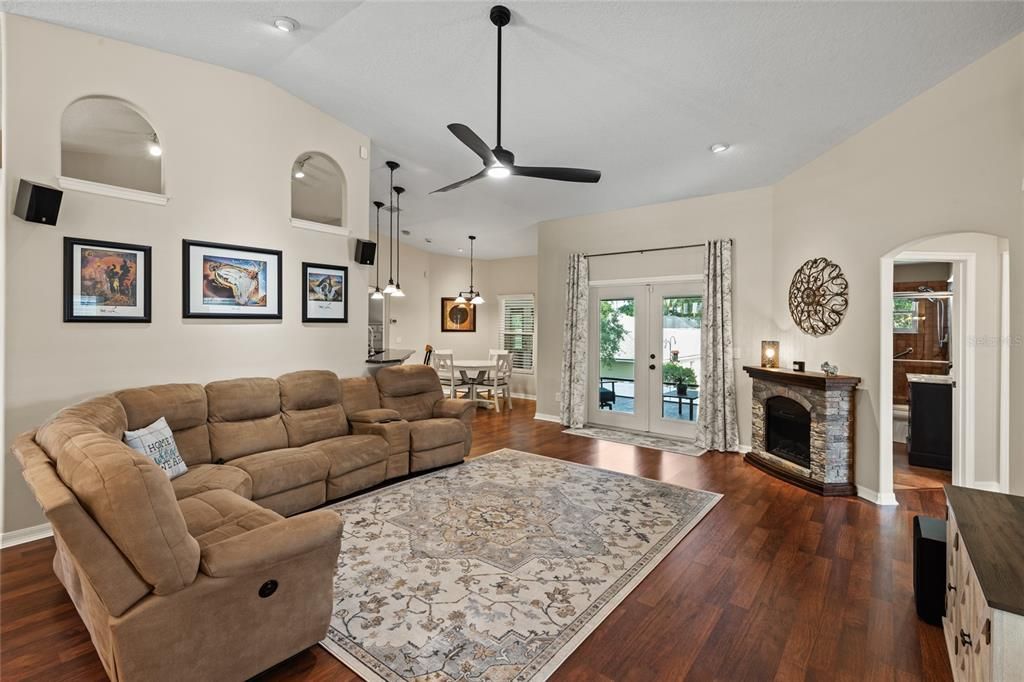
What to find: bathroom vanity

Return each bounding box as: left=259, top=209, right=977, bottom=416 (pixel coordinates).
left=907, top=373, right=954, bottom=470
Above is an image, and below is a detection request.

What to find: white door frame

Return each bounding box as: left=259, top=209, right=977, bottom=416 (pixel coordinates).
left=878, top=250, right=976, bottom=505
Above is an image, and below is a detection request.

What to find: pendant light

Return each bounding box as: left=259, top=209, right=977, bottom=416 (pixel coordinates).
left=456, top=235, right=484, bottom=305
left=391, top=186, right=406, bottom=297
left=370, top=201, right=385, bottom=300
left=382, top=161, right=399, bottom=295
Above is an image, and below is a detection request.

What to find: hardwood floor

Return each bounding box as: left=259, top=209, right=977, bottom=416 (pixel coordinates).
left=1, top=399, right=951, bottom=681
left=893, top=441, right=951, bottom=491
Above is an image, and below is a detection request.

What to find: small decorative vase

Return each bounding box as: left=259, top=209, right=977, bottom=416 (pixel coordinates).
left=820, top=361, right=839, bottom=376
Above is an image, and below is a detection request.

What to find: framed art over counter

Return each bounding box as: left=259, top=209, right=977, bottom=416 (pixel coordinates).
left=64, top=237, right=151, bottom=322
left=302, top=262, right=348, bottom=323
left=182, top=240, right=282, bottom=319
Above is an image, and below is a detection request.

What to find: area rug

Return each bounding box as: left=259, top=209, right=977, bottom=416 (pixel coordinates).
left=565, top=425, right=706, bottom=456
left=321, top=449, right=720, bottom=681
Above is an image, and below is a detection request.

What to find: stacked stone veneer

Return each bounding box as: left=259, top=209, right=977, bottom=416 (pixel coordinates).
left=751, top=377, right=854, bottom=485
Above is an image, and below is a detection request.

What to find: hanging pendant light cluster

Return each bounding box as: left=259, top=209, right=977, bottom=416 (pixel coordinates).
left=370, top=200, right=385, bottom=300
left=380, top=160, right=404, bottom=297
left=455, top=235, right=485, bottom=305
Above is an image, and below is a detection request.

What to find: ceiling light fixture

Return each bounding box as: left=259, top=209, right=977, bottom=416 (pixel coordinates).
left=382, top=161, right=400, bottom=295
left=147, top=133, right=162, bottom=157
left=455, top=235, right=484, bottom=305
left=273, top=17, right=299, bottom=32
left=293, top=159, right=306, bottom=179
left=709, top=143, right=731, bottom=154
left=391, top=186, right=406, bottom=297
left=486, top=164, right=510, bottom=179
left=370, top=201, right=385, bottom=300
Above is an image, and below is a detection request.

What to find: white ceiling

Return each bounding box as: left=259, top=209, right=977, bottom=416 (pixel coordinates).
left=5, top=2, right=1022, bottom=259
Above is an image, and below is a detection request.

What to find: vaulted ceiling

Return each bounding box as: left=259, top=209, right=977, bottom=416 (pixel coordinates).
left=5, top=1, right=1022, bottom=258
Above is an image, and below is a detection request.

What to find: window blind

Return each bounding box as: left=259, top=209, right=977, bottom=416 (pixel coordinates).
left=499, top=295, right=535, bottom=372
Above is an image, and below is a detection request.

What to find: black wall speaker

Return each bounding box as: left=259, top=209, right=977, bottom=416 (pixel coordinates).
left=354, top=239, right=376, bottom=265
left=14, top=180, right=63, bottom=226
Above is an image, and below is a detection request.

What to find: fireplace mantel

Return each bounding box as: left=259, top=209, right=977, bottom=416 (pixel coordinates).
left=742, top=366, right=861, bottom=391
left=743, top=365, right=859, bottom=497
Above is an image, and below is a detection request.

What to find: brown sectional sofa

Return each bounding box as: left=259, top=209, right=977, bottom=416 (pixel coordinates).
left=11, top=365, right=473, bottom=681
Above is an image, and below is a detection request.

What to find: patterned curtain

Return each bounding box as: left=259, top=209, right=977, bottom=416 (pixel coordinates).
left=696, top=240, right=740, bottom=451
left=559, top=254, right=589, bottom=427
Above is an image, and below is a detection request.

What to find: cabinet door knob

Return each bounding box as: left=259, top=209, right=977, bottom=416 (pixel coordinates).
left=947, top=583, right=957, bottom=592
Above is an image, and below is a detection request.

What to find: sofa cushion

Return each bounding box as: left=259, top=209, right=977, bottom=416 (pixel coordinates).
left=116, top=383, right=211, bottom=466
left=408, top=418, right=469, bottom=452
left=37, top=418, right=199, bottom=596
left=124, top=417, right=188, bottom=480
left=375, top=365, right=445, bottom=422
left=227, top=447, right=329, bottom=499
left=37, top=396, right=128, bottom=452
left=206, top=378, right=287, bottom=461
left=278, top=370, right=348, bottom=447
left=171, top=464, right=253, bottom=500
left=339, top=376, right=381, bottom=415
left=317, top=434, right=389, bottom=479
left=178, top=489, right=282, bottom=551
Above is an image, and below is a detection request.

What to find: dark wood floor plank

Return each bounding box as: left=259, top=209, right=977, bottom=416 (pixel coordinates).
left=1, top=399, right=951, bottom=681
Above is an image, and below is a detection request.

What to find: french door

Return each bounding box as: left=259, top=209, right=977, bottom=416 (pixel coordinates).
left=588, top=281, right=703, bottom=438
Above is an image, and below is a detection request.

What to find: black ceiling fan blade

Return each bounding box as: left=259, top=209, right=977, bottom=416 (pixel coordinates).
left=448, top=124, right=496, bottom=166
left=511, top=166, right=601, bottom=183
left=430, top=169, right=489, bottom=194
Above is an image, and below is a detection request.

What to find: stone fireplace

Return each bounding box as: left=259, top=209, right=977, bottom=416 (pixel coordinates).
left=743, top=366, right=860, bottom=496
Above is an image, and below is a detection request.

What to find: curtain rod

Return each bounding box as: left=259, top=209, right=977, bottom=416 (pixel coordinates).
left=583, top=243, right=705, bottom=259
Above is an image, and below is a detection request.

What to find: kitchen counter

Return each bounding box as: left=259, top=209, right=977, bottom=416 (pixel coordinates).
left=366, top=349, right=414, bottom=365
left=906, top=373, right=955, bottom=385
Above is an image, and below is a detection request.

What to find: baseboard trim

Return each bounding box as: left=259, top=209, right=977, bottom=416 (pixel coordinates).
left=534, top=412, right=561, bottom=424
left=2, top=522, right=53, bottom=549
left=511, top=393, right=536, bottom=401
left=858, top=486, right=899, bottom=506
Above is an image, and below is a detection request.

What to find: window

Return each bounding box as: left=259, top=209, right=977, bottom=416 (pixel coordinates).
left=893, top=297, right=918, bottom=333
left=500, top=295, right=535, bottom=373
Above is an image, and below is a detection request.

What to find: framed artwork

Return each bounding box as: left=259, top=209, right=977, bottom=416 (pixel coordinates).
left=441, top=297, right=476, bottom=332
left=182, top=240, right=282, bottom=319
left=302, top=262, right=348, bottom=323
left=63, top=237, right=151, bottom=322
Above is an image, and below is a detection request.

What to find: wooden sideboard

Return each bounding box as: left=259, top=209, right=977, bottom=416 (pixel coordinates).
left=944, top=486, right=1024, bottom=681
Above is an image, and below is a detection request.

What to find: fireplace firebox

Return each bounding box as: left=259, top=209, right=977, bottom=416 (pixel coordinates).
left=765, top=396, right=811, bottom=468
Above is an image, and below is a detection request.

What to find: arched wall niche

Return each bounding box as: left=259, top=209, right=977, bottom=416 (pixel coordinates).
left=60, top=96, right=163, bottom=194
left=291, top=151, right=346, bottom=229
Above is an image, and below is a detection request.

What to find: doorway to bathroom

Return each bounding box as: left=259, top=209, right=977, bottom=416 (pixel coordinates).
left=890, top=260, right=955, bottom=491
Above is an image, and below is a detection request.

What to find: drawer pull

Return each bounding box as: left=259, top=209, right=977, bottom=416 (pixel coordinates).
left=960, top=629, right=972, bottom=647
left=983, top=618, right=991, bottom=646
left=947, top=583, right=957, bottom=592
left=954, top=532, right=959, bottom=550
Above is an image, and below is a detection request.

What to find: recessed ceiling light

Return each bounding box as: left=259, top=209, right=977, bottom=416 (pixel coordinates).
left=709, top=143, right=731, bottom=154
left=273, top=17, right=299, bottom=32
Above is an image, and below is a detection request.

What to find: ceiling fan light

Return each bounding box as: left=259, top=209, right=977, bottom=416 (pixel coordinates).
left=486, top=165, right=510, bottom=178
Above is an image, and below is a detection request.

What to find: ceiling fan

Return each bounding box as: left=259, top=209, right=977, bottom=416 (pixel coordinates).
left=431, top=5, right=601, bottom=194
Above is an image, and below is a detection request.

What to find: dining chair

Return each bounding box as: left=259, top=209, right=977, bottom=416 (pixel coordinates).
left=478, top=351, right=513, bottom=411
left=431, top=350, right=459, bottom=399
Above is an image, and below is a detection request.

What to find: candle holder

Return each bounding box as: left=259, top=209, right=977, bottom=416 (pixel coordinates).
left=760, top=340, right=780, bottom=368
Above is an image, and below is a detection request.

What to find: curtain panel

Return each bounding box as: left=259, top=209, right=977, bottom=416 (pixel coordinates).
left=696, top=239, right=740, bottom=451
left=559, top=254, right=589, bottom=427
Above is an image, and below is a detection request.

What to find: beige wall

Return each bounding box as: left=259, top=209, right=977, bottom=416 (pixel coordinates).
left=384, top=236, right=538, bottom=397
left=2, top=16, right=372, bottom=533
left=771, top=35, right=1022, bottom=496
left=536, top=186, right=775, bottom=446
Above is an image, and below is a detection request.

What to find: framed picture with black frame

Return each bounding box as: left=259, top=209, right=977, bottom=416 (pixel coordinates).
left=182, top=240, right=282, bottom=319
left=63, top=237, right=152, bottom=323
left=441, top=297, right=476, bottom=332
left=302, top=262, right=348, bottom=323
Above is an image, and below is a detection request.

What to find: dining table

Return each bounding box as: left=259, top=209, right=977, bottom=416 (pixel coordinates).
left=451, top=359, right=496, bottom=407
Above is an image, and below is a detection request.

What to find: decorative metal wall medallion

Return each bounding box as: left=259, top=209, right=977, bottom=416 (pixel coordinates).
left=788, top=257, right=849, bottom=336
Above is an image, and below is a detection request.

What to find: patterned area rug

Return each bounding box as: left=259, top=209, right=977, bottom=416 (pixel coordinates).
left=321, top=449, right=720, bottom=681
left=565, top=425, right=706, bottom=456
